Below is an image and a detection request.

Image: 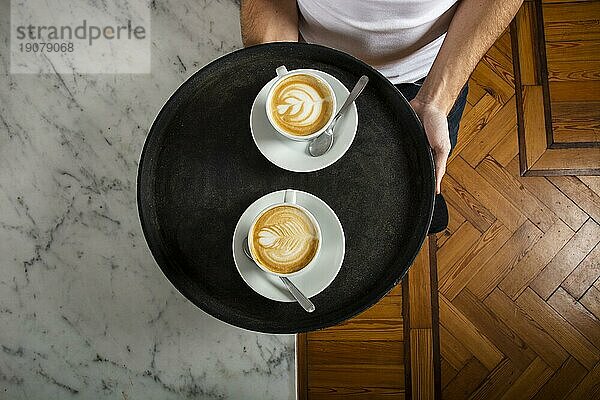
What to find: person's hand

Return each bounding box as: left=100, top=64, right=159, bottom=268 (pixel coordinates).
left=409, top=98, right=451, bottom=194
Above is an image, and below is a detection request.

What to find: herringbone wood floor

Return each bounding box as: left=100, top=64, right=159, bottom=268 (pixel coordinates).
left=301, top=6, right=600, bottom=398
left=437, top=25, right=600, bottom=399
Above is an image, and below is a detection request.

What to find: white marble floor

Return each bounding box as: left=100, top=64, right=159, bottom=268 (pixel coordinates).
left=0, top=0, right=295, bottom=398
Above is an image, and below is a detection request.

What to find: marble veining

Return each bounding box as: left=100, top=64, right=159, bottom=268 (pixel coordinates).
left=0, top=0, right=295, bottom=398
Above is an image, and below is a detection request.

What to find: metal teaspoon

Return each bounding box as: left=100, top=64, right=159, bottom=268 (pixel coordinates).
left=308, top=75, right=369, bottom=157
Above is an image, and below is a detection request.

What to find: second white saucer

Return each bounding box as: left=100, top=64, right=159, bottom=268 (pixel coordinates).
left=232, top=189, right=345, bottom=302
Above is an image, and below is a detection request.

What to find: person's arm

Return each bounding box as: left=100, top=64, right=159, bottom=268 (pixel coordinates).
left=410, top=0, right=523, bottom=193
left=240, top=0, right=299, bottom=47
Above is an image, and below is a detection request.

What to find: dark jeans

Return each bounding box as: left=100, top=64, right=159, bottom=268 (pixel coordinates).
left=394, top=78, right=469, bottom=155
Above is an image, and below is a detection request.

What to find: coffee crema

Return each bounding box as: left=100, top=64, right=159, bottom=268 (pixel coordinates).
left=250, top=205, right=319, bottom=274
left=269, top=74, right=334, bottom=136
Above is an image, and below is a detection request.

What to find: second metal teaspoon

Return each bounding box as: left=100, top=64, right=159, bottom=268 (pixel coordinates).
left=243, top=237, right=315, bottom=313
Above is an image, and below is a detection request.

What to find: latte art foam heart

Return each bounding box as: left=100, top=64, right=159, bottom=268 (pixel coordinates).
left=269, top=74, right=334, bottom=136
left=250, top=205, right=319, bottom=274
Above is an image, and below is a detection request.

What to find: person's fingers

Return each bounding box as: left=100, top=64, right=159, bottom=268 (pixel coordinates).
left=433, top=149, right=448, bottom=194
left=409, top=98, right=450, bottom=194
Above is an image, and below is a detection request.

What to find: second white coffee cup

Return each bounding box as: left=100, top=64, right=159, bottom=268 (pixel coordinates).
left=248, top=189, right=322, bottom=278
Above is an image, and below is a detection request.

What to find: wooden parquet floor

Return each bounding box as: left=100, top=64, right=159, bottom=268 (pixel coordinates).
left=301, top=7, right=600, bottom=399
left=437, top=26, right=600, bottom=399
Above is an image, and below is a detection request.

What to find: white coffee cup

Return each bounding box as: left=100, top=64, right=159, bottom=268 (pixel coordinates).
left=248, top=189, right=322, bottom=277
left=265, top=66, right=337, bottom=142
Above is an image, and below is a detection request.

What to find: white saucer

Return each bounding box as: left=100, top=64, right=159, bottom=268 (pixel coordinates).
left=250, top=69, right=359, bottom=172
left=232, top=190, right=345, bottom=302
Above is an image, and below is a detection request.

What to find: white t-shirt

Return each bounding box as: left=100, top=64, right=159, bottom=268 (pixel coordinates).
left=297, top=0, right=459, bottom=84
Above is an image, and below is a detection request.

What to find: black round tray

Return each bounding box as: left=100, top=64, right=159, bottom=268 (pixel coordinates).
left=137, top=42, right=434, bottom=333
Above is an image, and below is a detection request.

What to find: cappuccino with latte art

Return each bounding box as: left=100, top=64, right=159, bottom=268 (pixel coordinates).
left=269, top=74, right=334, bottom=137
left=249, top=204, right=320, bottom=275
left=266, top=66, right=337, bottom=141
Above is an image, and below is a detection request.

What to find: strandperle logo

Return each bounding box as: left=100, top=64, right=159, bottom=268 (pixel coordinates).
left=11, top=0, right=151, bottom=74
left=14, top=20, right=147, bottom=46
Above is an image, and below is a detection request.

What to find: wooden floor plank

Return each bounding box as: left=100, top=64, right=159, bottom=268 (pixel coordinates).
left=580, top=286, right=600, bottom=321
left=579, top=175, right=600, bottom=197
left=549, top=81, right=600, bottom=103
left=453, top=289, right=536, bottom=371
left=467, top=79, right=487, bottom=106
left=410, top=329, right=434, bottom=400
left=551, top=100, right=600, bottom=143
left=522, top=85, right=548, bottom=168
left=477, top=156, right=558, bottom=232
left=542, top=1, right=600, bottom=21
left=439, top=221, right=512, bottom=300
left=546, top=40, right=600, bottom=63
left=388, top=283, right=402, bottom=297
left=562, top=243, right=600, bottom=299
left=436, top=203, right=465, bottom=249
left=308, top=387, right=405, bottom=399
left=439, top=325, right=472, bottom=371
left=437, top=221, right=481, bottom=281
left=499, top=219, right=574, bottom=299
left=308, top=319, right=403, bottom=341
left=553, top=129, right=600, bottom=144
left=549, top=176, right=600, bottom=224
left=530, top=219, right=600, bottom=300
left=308, top=364, right=404, bottom=388
left=447, top=157, right=526, bottom=232
left=545, top=21, right=600, bottom=42
left=548, top=287, right=600, bottom=348
left=471, top=55, right=515, bottom=104
left=467, top=220, right=543, bottom=300
left=483, top=38, right=514, bottom=80
left=494, top=29, right=513, bottom=62
left=489, top=126, right=519, bottom=167
left=408, top=239, right=432, bottom=329
left=484, top=289, right=569, bottom=369
left=350, top=295, right=403, bottom=320
left=439, top=295, right=503, bottom=370
left=551, top=101, right=600, bottom=121
left=462, top=100, right=473, bottom=116
left=543, top=2, right=600, bottom=42
left=469, top=359, right=521, bottom=400
left=449, top=94, right=504, bottom=164
left=531, top=357, right=588, bottom=400
left=441, top=358, right=459, bottom=389
left=441, top=175, right=496, bottom=233
left=499, top=358, right=554, bottom=400
left=462, top=97, right=517, bottom=168
left=308, top=340, right=404, bottom=366
left=442, top=358, right=489, bottom=400
left=516, top=288, right=600, bottom=369
left=531, top=148, right=600, bottom=174
left=516, top=1, right=537, bottom=85
left=506, top=158, right=588, bottom=232
left=548, top=59, right=600, bottom=82
left=565, top=360, right=600, bottom=400
left=552, top=120, right=600, bottom=143
left=447, top=202, right=466, bottom=231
